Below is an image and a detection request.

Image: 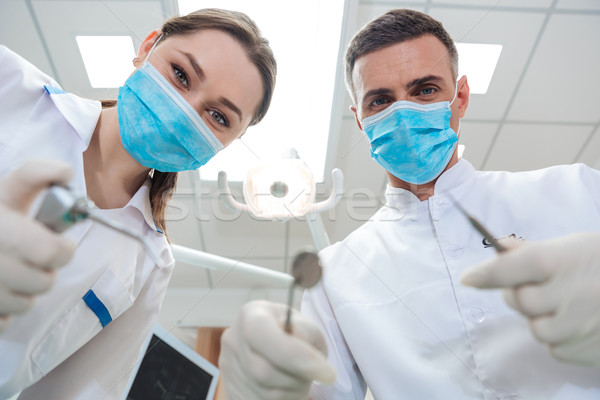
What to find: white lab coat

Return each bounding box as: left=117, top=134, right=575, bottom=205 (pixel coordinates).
left=303, top=159, right=600, bottom=400
left=0, top=46, right=175, bottom=399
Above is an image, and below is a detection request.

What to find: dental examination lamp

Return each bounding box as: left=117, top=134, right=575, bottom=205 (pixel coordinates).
left=218, top=153, right=343, bottom=251
left=170, top=153, right=343, bottom=289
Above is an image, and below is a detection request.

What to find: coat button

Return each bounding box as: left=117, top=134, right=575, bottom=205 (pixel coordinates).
left=467, top=307, right=485, bottom=324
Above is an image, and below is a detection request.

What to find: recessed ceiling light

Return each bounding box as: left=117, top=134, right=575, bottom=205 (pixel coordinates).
left=456, top=43, right=502, bottom=94
left=178, top=0, right=346, bottom=182
left=76, top=36, right=135, bottom=88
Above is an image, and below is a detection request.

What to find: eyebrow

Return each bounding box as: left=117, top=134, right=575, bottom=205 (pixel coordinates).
left=219, top=97, right=243, bottom=124
left=361, top=74, right=445, bottom=109
left=405, top=74, right=444, bottom=89
left=181, top=51, right=205, bottom=81
left=180, top=51, right=243, bottom=124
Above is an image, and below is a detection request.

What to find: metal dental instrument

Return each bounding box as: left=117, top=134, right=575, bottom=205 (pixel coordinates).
left=34, top=185, right=161, bottom=261
left=446, top=193, right=508, bottom=253
left=284, top=251, right=323, bottom=333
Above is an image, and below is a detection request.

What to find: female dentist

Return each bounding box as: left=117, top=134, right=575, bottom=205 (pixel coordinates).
left=0, top=8, right=276, bottom=399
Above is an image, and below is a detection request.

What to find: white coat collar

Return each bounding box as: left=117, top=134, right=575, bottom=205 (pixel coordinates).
left=44, top=85, right=162, bottom=234
left=44, top=85, right=101, bottom=148
left=126, top=178, right=163, bottom=234
left=384, top=158, right=476, bottom=208
left=432, top=158, right=476, bottom=194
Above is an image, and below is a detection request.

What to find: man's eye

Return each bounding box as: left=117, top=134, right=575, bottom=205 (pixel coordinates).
left=420, top=87, right=436, bottom=96
left=208, top=110, right=229, bottom=127
left=371, top=98, right=390, bottom=107
left=172, top=64, right=189, bottom=87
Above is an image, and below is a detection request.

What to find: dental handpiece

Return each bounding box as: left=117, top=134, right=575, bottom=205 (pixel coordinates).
left=34, top=185, right=161, bottom=261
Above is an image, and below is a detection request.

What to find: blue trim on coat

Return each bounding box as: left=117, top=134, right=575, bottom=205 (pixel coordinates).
left=44, top=85, right=66, bottom=95
left=82, top=290, right=112, bottom=328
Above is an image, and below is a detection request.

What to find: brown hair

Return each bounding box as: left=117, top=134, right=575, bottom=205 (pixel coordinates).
left=119, top=8, right=276, bottom=235
left=345, top=9, right=458, bottom=103
left=161, top=8, right=277, bottom=125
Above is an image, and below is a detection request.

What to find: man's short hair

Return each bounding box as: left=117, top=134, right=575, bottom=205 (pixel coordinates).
left=345, top=9, right=458, bottom=103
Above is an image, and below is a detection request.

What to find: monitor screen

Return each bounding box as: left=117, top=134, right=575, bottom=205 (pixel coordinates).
left=124, top=325, right=219, bottom=400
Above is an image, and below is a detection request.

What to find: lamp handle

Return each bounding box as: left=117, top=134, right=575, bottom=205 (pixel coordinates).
left=218, top=171, right=250, bottom=213
left=310, top=168, right=344, bottom=214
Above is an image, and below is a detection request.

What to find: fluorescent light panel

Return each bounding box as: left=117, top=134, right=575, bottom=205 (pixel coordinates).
left=456, top=43, right=502, bottom=94
left=178, top=0, right=345, bottom=182
left=76, top=36, right=135, bottom=88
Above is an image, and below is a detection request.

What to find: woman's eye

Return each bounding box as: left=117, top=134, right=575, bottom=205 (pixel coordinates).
left=208, top=110, right=229, bottom=127
left=172, top=64, right=189, bottom=87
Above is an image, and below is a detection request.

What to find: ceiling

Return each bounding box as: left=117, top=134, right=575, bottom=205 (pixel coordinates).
left=1, top=0, right=599, bottom=328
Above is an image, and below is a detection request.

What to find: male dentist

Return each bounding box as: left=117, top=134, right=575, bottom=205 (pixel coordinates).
left=220, top=9, right=600, bottom=400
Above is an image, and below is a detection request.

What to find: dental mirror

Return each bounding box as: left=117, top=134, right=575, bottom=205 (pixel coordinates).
left=284, top=251, right=323, bottom=333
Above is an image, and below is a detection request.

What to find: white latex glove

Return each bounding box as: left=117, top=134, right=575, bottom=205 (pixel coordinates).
left=219, top=300, right=336, bottom=400
left=0, top=159, right=76, bottom=332
left=461, top=233, right=600, bottom=366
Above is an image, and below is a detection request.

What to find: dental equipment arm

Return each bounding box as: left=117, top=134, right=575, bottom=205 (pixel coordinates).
left=170, top=245, right=293, bottom=288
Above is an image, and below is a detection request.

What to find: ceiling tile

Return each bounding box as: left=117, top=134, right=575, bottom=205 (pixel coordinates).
left=432, top=0, right=553, bottom=7
left=342, top=94, right=354, bottom=119
left=285, top=186, right=378, bottom=249
left=31, top=0, right=166, bottom=99
left=287, top=217, right=319, bottom=254
left=322, top=196, right=382, bottom=243
left=168, top=261, right=212, bottom=288
left=429, top=8, right=546, bottom=120
left=355, top=4, right=425, bottom=30
left=285, top=209, right=367, bottom=256
left=332, top=118, right=386, bottom=192
left=556, top=0, right=600, bottom=10
left=169, top=257, right=288, bottom=289
left=576, top=126, right=600, bottom=167
left=277, top=198, right=375, bottom=250
left=166, top=186, right=289, bottom=259
left=0, top=1, right=54, bottom=76
left=458, top=121, right=499, bottom=170
left=484, top=122, right=594, bottom=171
left=359, top=0, right=426, bottom=3
left=507, top=13, right=600, bottom=123
left=159, top=288, right=300, bottom=328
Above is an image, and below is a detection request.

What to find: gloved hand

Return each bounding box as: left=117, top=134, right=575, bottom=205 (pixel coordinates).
left=219, top=300, right=336, bottom=400
left=461, top=232, right=600, bottom=366
left=0, top=159, right=76, bottom=332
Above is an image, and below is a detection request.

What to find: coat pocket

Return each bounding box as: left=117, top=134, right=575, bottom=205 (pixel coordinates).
left=31, top=268, right=134, bottom=375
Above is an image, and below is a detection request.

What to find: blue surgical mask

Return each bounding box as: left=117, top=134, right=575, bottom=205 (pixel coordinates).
left=117, top=37, right=224, bottom=172
left=362, top=85, right=459, bottom=185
